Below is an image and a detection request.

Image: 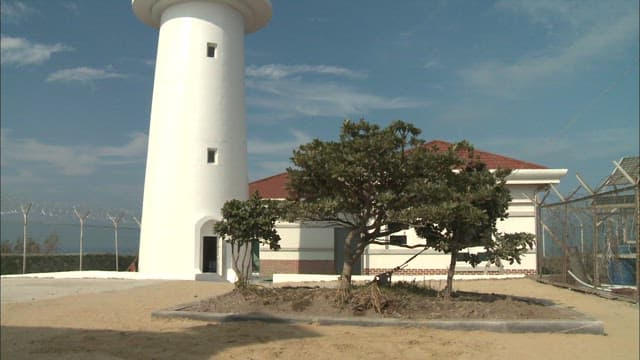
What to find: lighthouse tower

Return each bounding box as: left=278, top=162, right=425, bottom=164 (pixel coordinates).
left=131, top=0, right=272, bottom=281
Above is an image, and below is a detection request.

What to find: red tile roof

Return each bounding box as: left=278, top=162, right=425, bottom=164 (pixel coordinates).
left=249, top=140, right=547, bottom=199
left=249, top=172, right=290, bottom=199
left=423, top=140, right=547, bottom=170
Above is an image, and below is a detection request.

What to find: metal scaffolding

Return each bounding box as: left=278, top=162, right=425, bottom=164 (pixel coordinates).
left=537, top=157, right=639, bottom=302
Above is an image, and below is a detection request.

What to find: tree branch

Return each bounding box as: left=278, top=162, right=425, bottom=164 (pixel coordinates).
left=295, top=215, right=356, bottom=228
left=370, top=240, right=430, bottom=249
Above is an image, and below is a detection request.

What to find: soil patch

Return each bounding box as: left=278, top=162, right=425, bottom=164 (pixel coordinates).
left=186, top=282, right=580, bottom=320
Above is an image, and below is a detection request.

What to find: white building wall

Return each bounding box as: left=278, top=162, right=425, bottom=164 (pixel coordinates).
left=267, top=183, right=544, bottom=275
left=364, top=249, right=452, bottom=270
left=364, top=184, right=540, bottom=273
left=260, top=222, right=334, bottom=261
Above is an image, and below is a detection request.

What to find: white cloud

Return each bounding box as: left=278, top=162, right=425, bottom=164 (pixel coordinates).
left=248, top=129, right=311, bottom=156
left=246, top=63, right=428, bottom=121
left=0, top=129, right=147, bottom=176
left=247, top=64, right=367, bottom=80
left=247, top=129, right=314, bottom=179
left=61, top=1, right=80, bottom=14
left=251, top=161, right=292, bottom=179
left=118, top=57, right=155, bottom=67
left=436, top=98, right=494, bottom=124
left=99, top=132, right=148, bottom=159
left=495, top=0, right=636, bottom=33
left=248, top=77, right=429, bottom=120
left=1, top=36, right=72, bottom=66
left=481, top=127, right=638, bottom=163
left=459, top=1, right=638, bottom=97
left=46, top=66, right=126, bottom=83
left=0, top=1, right=37, bottom=23
left=495, top=0, right=579, bottom=32
left=423, top=60, right=440, bottom=70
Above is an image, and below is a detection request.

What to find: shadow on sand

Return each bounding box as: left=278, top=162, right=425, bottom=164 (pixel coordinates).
left=1, top=318, right=319, bottom=359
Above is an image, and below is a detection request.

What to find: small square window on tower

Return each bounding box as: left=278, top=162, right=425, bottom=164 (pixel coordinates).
left=206, top=43, right=217, bottom=58
left=207, top=148, right=217, bottom=164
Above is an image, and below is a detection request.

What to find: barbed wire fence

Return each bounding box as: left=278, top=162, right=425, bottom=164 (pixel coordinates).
left=535, top=158, right=639, bottom=302
left=1, top=194, right=142, bottom=273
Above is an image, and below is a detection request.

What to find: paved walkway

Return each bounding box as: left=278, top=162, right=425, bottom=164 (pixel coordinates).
left=1, top=276, right=166, bottom=303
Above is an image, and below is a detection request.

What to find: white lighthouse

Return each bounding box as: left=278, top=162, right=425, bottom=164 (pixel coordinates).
left=131, top=0, right=272, bottom=281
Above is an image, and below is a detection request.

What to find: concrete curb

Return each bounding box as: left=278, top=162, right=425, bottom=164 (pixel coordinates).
left=152, top=307, right=605, bottom=335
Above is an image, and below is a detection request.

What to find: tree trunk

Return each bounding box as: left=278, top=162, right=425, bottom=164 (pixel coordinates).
left=445, top=249, right=458, bottom=298
left=231, top=241, right=249, bottom=288
left=341, top=258, right=353, bottom=287
left=340, top=229, right=357, bottom=289
left=242, top=242, right=251, bottom=285
left=338, top=230, right=359, bottom=303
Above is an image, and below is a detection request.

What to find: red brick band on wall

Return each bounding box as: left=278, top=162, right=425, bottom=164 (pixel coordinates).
left=260, top=260, right=335, bottom=276
left=259, top=261, right=536, bottom=276
left=364, top=268, right=537, bottom=276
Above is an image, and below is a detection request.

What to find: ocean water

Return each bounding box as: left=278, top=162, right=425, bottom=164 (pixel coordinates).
left=1, top=215, right=140, bottom=255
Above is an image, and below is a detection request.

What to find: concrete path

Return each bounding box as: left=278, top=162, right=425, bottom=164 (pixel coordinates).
left=1, top=277, right=165, bottom=303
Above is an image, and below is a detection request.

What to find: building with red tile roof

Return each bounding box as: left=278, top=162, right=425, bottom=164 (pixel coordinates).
left=422, top=140, right=546, bottom=169
left=249, top=141, right=568, bottom=279
left=250, top=140, right=548, bottom=199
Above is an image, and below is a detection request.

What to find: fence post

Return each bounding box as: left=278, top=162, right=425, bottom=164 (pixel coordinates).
left=20, top=203, right=32, bottom=274
left=635, top=184, right=639, bottom=303
left=535, top=194, right=542, bottom=276
left=551, top=184, right=569, bottom=283
left=107, top=213, right=124, bottom=271
left=74, top=207, right=90, bottom=271
left=592, top=207, right=600, bottom=286
left=562, top=203, right=568, bottom=282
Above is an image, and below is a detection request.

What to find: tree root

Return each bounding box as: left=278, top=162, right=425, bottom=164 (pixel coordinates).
left=369, top=282, right=387, bottom=313
left=336, top=286, right=351, bottom=306
left=336, top=282, right=390, bottom=315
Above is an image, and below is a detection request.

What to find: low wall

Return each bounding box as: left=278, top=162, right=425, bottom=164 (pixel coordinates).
left=0, top=254, right=137, bottom=275
left=363, top=267, right=536, bottom=276
left=260, top=259, right=334, bottom=276
left=272, top=273, right=526, bottom=284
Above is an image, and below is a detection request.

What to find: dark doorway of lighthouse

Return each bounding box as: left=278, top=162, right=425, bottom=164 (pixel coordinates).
left=202, top=236, right=218, bottom=273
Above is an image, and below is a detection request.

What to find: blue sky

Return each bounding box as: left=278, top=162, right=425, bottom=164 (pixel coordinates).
left=1, top=0, right=639, bottom=214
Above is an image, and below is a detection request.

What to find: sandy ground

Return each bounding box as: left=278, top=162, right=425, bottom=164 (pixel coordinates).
left=1, top=277, right=638, bottom=360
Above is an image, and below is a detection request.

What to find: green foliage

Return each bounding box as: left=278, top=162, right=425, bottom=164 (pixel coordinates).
left=487, top=232, right=536, bottom=265
left=405, top=142, right=534, bottom=296
left=409, top=143, right=511, bottom=252
left=214, top=192, right=281, bottom=288
left=286, top=119, right=449, bottom=288
left=285, top=120, right=533, bottom=294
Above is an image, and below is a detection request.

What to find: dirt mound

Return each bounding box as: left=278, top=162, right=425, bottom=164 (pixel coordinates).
left=188, top=282, right=580, bottom=320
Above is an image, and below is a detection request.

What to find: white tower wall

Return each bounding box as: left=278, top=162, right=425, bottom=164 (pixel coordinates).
left=132, top=0, right=271, bottom=281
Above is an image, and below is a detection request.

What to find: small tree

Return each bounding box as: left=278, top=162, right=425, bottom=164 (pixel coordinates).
left=12, top=237, right=23, bottom=253
left=13, top=236, right=40, bottom=254
left=43, top=233, right=60, bottom=254
left=286, top=119, right=449, bottom=292
left=405, top=142, right=534, bottom=297
left=1, top=240, right=13, bottom=254
left=214, top=192, right=281, bottom=288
